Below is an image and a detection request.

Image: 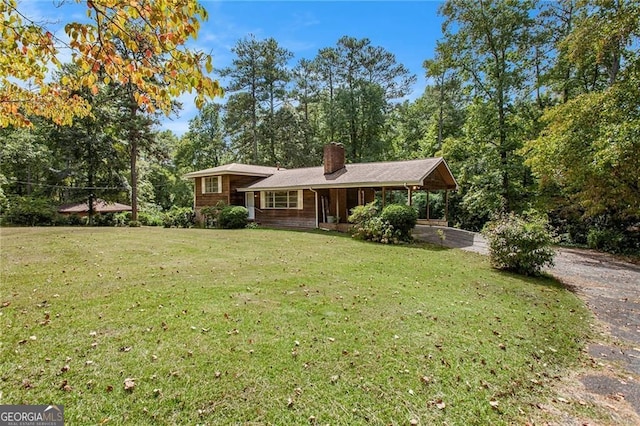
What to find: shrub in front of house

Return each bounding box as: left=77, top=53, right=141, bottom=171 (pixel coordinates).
left=482, top=212, right=556, bottom=276
left=380, top=204, right=418, bottom=241
left=217, top=205, right=248, bottom=229
left=200, top=201, right=228, bottom=228
left=349, top=202, right=417, bottom=244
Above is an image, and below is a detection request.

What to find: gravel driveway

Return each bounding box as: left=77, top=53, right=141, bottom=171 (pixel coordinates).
left=548, top=248, right=640, bottom=421
left=414, top=227, right=640, bottom=421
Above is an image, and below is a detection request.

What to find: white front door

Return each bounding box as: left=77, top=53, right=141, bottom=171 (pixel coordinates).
left=245, top=192, right=255, bottom=220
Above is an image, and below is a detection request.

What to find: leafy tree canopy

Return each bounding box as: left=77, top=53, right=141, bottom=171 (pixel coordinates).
left=1, top=0, right=222, bottom=127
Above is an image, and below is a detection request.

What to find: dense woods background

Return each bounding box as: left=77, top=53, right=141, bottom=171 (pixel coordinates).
left=1, top=0, right=638, bottom=253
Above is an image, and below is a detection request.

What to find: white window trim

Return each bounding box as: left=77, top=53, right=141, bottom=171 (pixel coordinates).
left=201, top=176, right=222, bottom=194
left=260, top=190, right=303, bottom=210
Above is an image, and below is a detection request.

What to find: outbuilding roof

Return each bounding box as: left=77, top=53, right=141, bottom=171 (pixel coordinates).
left=58, top=199, right=132, bottom=214
left=238, top=158, right=457, bottom=191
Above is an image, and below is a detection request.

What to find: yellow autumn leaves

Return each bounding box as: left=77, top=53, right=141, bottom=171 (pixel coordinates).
left=1, top=0, right=221, bottom=127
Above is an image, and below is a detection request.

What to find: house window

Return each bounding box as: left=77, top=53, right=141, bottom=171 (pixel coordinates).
left=202, top=176, right=222, bottom=194
left=262, top=190, right=302, bottom=209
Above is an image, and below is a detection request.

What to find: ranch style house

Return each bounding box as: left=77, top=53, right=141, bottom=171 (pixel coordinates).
left=184, top=142, right=458, bottom=229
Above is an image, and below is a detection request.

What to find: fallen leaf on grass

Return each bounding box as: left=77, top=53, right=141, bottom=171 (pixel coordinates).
left=120, top=346, right=132, bottom=352
left=435, top=400, right=446, bottom=410
left=124, top=378, right=135, bottom=392
left=489, top=400, right=499, bottom=408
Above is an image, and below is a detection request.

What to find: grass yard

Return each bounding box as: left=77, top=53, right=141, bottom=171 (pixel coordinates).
left=0, top=227, right=590, bottom=425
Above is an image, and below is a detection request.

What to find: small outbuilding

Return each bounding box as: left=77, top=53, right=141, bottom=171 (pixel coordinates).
left=58, top=199, right=132, bottom=217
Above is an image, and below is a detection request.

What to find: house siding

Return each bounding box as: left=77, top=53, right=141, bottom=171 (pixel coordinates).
left=255, top=189, right=317, bottom=229
left=194, top=175, right=264, bottom=208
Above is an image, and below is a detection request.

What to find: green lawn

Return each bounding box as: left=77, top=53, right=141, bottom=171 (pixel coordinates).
left=0, top=227, right=590, bottom=425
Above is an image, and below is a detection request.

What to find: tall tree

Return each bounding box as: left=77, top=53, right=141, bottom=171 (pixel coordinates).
left=440, top=0, right=535, bottom=212
left=524, top=0, right=640, bottom=226
left=311, top=36, right=415, bottom=161
left=221, top=36, right=292, bottom=165
left=176, top=102, right=228, bottom=171
left=423, top=41, right=465, bottom=152
left=1, top=0, right=221, bottom=128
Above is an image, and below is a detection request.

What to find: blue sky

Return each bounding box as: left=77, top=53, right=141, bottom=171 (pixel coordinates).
left=25, top=0, right=446, bottom=135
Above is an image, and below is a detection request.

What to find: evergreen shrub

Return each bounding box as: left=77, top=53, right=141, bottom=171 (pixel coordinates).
left=217, top=205, right=248, bottom=229
left=380, top=204, right=418, bottom=241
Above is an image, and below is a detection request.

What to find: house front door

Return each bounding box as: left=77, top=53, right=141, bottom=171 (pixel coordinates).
left=245, top=192, right=255, bottom=220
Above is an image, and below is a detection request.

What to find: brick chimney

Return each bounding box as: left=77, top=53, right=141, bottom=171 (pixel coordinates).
left=323, top=142, right=345, bottom=175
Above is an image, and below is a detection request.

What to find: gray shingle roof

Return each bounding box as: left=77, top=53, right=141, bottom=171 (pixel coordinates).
left=183, top=163, right=281, bottom=179
left=239, top=158, right=457, bottom=190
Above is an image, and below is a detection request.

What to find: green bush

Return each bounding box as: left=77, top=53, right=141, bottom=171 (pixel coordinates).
left=348, top=202, right=414, bottom=244
left=217, top=205, right=248, bottom=229
left=200, top=201, right=227, bottom=228
left=162, top=207, right=195, bottom=228
left=350, top=215, right=399, bottom=244
left=482, top=212, right=556, bottom=276
left=114, top=212, right=131, bottom=227
left=67, top=214, right=83, bottom=226
left=587, top=228, right=624, bottom=253
left=1, top=196, right=56, bottom=226
left=138, top=211, right=163, bottom=227
left=92, top=212, right=116, bottom=226
left=348, top=202, right=378, bottom=225
left=380, top=204, right=418, bottom=241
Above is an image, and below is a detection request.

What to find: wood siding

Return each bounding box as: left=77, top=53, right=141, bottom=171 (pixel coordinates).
left=194, top=175, right=263, bottom=208
left=255, top=189, right=317, bottom=229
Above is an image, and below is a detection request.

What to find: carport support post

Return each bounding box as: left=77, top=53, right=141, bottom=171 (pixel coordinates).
left=445, top=190, right=449, bottom=223
left=426, top=191, right=430, bottom=221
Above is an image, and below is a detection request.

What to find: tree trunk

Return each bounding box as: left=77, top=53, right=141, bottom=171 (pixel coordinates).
left=129, top=99, right=138, bottom=222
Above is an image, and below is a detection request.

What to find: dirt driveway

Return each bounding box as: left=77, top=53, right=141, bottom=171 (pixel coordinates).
left=547, top=248, right=640, bottom=424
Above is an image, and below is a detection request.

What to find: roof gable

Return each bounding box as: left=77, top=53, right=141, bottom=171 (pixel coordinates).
left=183, top=163, right=281, bottom=179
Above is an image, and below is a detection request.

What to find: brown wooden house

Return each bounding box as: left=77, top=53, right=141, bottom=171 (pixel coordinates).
left=184, top=143, right=458, bottom=229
